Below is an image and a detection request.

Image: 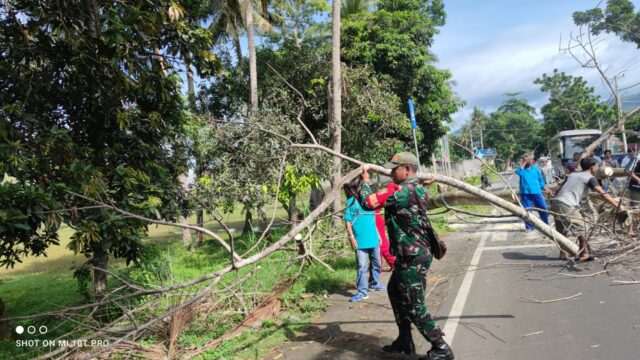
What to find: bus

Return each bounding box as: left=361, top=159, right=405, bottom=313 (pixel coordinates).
left=548, top=129, right=604, bottom=179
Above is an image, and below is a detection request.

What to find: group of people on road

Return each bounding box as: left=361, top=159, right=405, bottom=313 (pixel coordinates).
left=339, top=147, right=640, bottom=360
left=343, top=152, right=454, bottom=360
left=516, top=150, right=638, bottom=261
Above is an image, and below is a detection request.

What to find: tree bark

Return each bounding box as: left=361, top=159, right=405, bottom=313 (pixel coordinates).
left=184, top=56, right=205, bottom=246
left=234, top=35, right=244, bottom=78
left=91, top=246, right=108, bottom=303
left=309, top=184, right=325, bottom=212
left=245, top=1, right=258, bottom=112
left=331, top=0, right=342, bottom=226
left=178, top=174, right=192, bottom=248
left=242, top=209, right=253, bottom=235
left=427, top=188, right=520, bottom=209
left=288, top=194, right=299, bottom=224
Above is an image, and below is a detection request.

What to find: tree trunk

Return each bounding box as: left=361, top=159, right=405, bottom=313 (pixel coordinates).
left=91, top=246, right=108, bottom=303
left=309, top=184, right=325, bottom=212
left=234, top=35, right=244, bottom=78
left=178, top=174, right=192, bottom=248
left=185, top=56, right=196, bottom=111
left=245, top=2, right=258, bottom=112
left=196, top=208, right=204, bottom=245
left=0, top=297, right=13, bottom=340
left=331, top=0, right=342, bottom=226
left=242, top=209, right=253, bottom=235
left=288, top=194, right=299, bottom=224
left=184, top=56, right=205, bottom=246
left=427, top=188, right=520, bottom=209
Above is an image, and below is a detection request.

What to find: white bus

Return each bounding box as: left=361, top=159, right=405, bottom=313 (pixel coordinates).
left=548, top=129, right=604, bottom=179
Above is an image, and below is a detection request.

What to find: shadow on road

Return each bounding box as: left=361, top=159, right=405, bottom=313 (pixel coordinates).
left=502, top=252, right=558, bottom=261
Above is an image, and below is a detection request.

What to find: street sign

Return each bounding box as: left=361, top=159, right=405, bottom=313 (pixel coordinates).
left=476, top=148, right=496, bottom=159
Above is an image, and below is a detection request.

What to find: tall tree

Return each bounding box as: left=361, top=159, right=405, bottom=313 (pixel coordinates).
left=535, top=69, right=614, bottom=139
left=483, top=95, right=543, bottom=165
left=245, top=0, right=259, bottom=111
left=573, top=0, right=640, bottom=47
left=211, top=0, right=246, bottom=73
left=341, top=0, right=371, bottom=18
left=471, top=107, right=488, bottom=149
left=331, top=0, right=342, bottom=224
left=0, top=0, right=218, bottom=301
left=341, top=0, right=462, bottom=158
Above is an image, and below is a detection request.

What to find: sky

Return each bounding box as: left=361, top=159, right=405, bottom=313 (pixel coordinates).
left=431, top=0, right=640, bottom=130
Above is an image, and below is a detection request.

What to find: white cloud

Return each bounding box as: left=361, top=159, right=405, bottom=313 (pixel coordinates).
left=437, top=21, right=640, bottom=130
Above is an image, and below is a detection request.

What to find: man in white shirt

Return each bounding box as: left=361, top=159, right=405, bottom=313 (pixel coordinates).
left=620, top=148, right=636, bottom=168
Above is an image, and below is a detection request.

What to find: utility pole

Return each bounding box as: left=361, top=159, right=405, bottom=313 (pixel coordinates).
left=615, top=77, right=628, bottom=153
left=479, top=126, right=484, bottom=150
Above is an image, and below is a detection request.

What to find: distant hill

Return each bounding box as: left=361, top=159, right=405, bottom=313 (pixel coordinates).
left=621, top=92, right=640, bottom=112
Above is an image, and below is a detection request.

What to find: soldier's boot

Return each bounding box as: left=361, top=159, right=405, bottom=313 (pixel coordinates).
left=419, top=337, right=454, bottom=360
left=382, top=322, right=415, bottom=355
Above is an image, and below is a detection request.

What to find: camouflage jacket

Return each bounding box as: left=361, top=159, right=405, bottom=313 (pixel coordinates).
left=360, top=178, right=431, bottom=258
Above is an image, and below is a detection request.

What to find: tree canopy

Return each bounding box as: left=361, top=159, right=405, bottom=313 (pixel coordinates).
left=573, top=0, right=640, bottom=47
left=535, top=69, right=614, bottom=139
left=0, top=0, right=218, bottom=297
left=341, top=0, right=462, bottom=157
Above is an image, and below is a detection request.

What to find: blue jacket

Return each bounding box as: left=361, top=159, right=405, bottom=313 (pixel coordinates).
left=515, top=166, right=546, bottom=195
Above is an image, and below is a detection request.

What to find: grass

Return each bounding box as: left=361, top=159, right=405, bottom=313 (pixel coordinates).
left=0, top=191, right=463, bottom=359
left=183, top=255, right=356, bottom=360
left=0, top=199, right=354, bottom=360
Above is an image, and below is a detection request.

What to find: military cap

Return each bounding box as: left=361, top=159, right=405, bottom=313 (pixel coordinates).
left=383, top=151, right=419, bottom=169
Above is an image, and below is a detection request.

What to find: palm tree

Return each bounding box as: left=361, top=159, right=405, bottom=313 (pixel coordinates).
left=341, top=0, right=371, bottom=18
left=211, top=0, right=277, bottom=111
left=211, top=0, right=279, bottom=233
left=331, top=0, right=342, bottom=225
left=211, top=0, right=246, bottom=75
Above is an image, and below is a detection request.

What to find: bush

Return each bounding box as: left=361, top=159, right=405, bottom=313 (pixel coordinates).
left=120, top=244, right=171, bottom=288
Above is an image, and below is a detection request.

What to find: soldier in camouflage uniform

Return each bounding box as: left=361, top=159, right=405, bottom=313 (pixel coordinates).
left=360, top=152, right=454, bottom=360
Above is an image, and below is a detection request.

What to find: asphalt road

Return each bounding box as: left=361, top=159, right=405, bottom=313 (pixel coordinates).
left=439, top=217, right=640, bottom=360
left=270, top=211, right=640, bottom=360
left=486, top=171, right=520, bottom=191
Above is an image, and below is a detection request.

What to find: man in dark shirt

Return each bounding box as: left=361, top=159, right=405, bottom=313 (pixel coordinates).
left=552, top=158, right=624, bottom=260
left=624, top=154, right=640, bottom=208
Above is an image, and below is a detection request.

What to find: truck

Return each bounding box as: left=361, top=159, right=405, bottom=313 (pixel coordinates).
left=548, top=129, right=604, bottom=179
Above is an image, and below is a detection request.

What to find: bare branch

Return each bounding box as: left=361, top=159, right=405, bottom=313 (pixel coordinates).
left=67, top=191, right=243, bottom=263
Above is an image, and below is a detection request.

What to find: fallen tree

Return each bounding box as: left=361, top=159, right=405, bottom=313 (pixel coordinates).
left=360, top=164, right=579, bottom=256
left=427, top=188, right=519, bottom=209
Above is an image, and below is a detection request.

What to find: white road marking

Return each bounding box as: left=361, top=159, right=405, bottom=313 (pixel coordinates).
left=482, top=244, right=555, bottom=251
left=441, top=227, right=489, bottom=345
left=441, top=224, right=555, bottom=345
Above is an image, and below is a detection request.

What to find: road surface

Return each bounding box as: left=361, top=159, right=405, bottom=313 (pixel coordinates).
left=439, top=216, right=640, bottom=360
left=270, top=212, right=640, bottom=360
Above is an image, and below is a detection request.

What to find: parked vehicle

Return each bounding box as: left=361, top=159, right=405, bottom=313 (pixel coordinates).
left=548, top=129, right=604, bottom=179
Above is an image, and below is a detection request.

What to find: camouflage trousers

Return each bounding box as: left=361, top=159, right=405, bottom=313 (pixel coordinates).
left=387, top=253, right=443, bottom=342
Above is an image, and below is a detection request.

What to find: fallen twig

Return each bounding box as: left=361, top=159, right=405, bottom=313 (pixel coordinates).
left=521, top=292, right=582, bottom=304
left=612, top=280, right=640, bottom=285
left=520, top=330, right=544, bottom=338
left=425, top=277, right=448, bottom=299
left=558, top=270, right=608, bottom=278
left=605, top=244, right=640, bottom=268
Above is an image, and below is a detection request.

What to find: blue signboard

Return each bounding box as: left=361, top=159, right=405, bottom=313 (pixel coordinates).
left=475, top=148, right=497, bottom=159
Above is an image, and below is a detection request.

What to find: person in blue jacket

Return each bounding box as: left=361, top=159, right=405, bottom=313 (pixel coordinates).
left=516, top=154, right=552, bottom=232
